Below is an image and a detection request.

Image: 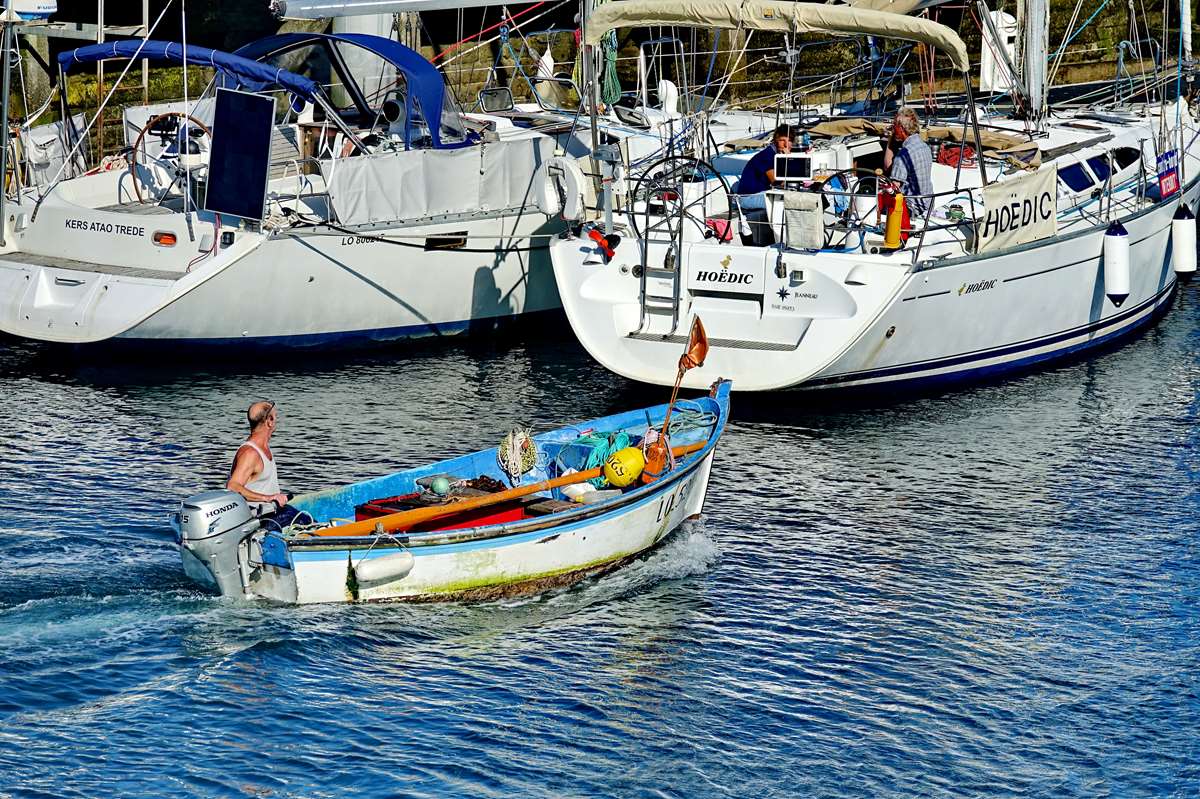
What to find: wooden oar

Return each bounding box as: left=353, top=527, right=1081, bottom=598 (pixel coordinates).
left=315, top=440, right=709, bottom=538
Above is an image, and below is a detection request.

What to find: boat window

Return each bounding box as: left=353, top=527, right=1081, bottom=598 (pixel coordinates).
left=1058, top=162, right=1095, bottom=192
left=437, top=84, right=469, bottom=146
left=262, top=45, right=340, bottom=105
left=1112, top=147, right=1141, bottom=170
left=326, top=43, right=401, bottom=117
left=1087, top=155, right=1111, bottom=182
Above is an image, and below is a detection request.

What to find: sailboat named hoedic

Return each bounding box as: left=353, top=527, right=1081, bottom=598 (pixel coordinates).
left=0, top=32, right=560, bottom=347
left=547, top=0, right=1200, bottom=391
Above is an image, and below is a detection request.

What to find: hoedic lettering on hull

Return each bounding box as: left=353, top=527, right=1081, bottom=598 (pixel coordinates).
left=694, top=270, right=755, bottom=285
left=977, top=166, right=1058, bottom=254
left=689, top=252, right=763, bottom=294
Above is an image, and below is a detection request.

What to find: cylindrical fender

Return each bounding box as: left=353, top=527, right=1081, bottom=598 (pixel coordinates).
left=1172, top=203, right=1196, bottom=276
left=354, top=550, right=415, bottom=584
left=534, top=155, right=587, bottom=221
left=1103, top=221, right=1130, bottom=307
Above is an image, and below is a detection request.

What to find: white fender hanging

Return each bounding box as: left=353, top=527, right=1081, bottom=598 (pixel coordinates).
left=1103, top=221, right=1130, bottom=307
left=1172, top=203, right=1196, bottom=276
left=533, top=156, right=587, bottom=221
left=354, top=550, right=414, bottom=584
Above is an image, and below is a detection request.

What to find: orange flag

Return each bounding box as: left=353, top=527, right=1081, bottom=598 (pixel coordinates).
left=679, top=316, right=708, bottom=372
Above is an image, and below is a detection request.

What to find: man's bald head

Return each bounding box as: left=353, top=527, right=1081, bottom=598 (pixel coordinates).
left=247, top=400, right=276, bottom=432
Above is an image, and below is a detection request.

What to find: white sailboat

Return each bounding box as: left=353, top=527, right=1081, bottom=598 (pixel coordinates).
left=0, top=27, right=561, bottom=348
left=547, top=0, right=1200, bottom=391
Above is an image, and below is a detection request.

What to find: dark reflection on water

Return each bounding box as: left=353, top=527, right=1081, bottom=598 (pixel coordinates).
left=0, top=292, right=1197, bottom=798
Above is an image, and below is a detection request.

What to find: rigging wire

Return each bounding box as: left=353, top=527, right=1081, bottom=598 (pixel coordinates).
left=32, top=0, right=175, bottom=213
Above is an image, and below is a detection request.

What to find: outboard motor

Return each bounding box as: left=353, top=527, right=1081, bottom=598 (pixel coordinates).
left=171, top=490, right=259, bottom=597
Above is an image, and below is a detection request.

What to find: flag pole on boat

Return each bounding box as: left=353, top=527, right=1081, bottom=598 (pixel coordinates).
left=0, top=6, right=18, bottom=248
left=643, top=316, right=708, bottom=484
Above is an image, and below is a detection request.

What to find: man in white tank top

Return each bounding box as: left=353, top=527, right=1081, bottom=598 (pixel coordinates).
left=227, top=400, right=294, bottom=522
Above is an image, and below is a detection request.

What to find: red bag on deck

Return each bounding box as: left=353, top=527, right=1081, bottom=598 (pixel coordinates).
left=937, top=143, right=977, bottom=168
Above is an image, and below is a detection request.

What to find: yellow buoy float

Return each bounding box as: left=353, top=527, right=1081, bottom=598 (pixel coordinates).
left=602, top=447, right=646, bottom=488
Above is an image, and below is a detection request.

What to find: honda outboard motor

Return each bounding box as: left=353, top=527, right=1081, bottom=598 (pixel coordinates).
left=171, top=490, right=259, bottom=597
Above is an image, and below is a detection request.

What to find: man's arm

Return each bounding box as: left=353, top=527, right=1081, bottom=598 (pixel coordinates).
left=227, top=447, right=288, bottom=507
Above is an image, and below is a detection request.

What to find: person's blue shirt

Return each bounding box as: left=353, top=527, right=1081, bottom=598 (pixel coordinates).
left=738, top=144, right=778, bottom=195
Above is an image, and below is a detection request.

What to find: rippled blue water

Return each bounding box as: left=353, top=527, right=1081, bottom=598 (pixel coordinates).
left=1, top=288, right=1198, bottom=798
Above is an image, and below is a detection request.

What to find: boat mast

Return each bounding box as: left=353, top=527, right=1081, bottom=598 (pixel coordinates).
left=0, top=7, right=16, bottom=248
left=1022, top=0, right=1048, bottom=127
left=580, top=0, right=613, bottom=234
left=1181, top=0, right=1193, bottom=98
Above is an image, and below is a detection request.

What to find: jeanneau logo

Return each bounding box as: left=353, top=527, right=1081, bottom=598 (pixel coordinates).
left=958, top=279, right=997, bottom=295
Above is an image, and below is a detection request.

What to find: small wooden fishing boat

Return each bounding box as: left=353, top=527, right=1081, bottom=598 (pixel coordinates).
left=174, top=370, right=729, bottom=604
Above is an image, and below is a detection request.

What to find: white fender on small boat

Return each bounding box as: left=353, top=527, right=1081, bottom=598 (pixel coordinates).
left=1103, top=221, right=1130, bottom=307
left=1172, top=204, right=1197, bottom=276
left=534, top=156, right=586, bottom=221
left=354, top=550, right=414, bottom=584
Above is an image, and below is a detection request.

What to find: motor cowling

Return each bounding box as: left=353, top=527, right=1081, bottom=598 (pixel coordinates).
left=171, top=490, right=259, bottom=597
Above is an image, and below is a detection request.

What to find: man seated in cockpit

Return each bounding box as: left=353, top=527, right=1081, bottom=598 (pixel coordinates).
left=737, top=125, right=793, bottom=211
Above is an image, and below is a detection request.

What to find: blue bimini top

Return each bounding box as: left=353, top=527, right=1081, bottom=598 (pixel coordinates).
left=57, top=39, right=321, bottom=102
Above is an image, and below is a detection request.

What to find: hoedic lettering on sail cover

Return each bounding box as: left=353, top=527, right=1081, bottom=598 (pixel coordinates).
left=976, top=166, right=1059, bottom=254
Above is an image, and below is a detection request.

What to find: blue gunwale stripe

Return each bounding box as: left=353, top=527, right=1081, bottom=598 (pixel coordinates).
left=807, top=279, right=1175, bottom=387
left=288, top=382, right=731, bottom=560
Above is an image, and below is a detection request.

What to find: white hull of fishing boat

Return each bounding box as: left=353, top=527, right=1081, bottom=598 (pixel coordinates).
left=550, top=176, right=1200, bottom=392
left=0, top=198, right=559, bottom=347
left=288, top=452, right=713, bottom=603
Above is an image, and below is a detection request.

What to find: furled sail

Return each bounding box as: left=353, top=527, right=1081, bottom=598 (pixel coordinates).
left=833, top=0, right=961, bottom=15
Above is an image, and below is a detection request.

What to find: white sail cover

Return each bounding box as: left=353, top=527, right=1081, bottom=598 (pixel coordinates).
left=270, top=0, right=512, bottom=18
left=838, top=0, right=961, bottom=14
left=584, top=0, right=970, bottom=72
left=836, top=0, right=923, bottom=14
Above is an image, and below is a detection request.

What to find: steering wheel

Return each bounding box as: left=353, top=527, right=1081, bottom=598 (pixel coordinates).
left=628, top=155, right=733, bottom=243
left=130, top=112, right=212, bottom=205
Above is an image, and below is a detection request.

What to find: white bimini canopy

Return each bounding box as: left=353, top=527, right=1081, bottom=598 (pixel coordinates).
left=583, top=0, right=970, bottom=72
